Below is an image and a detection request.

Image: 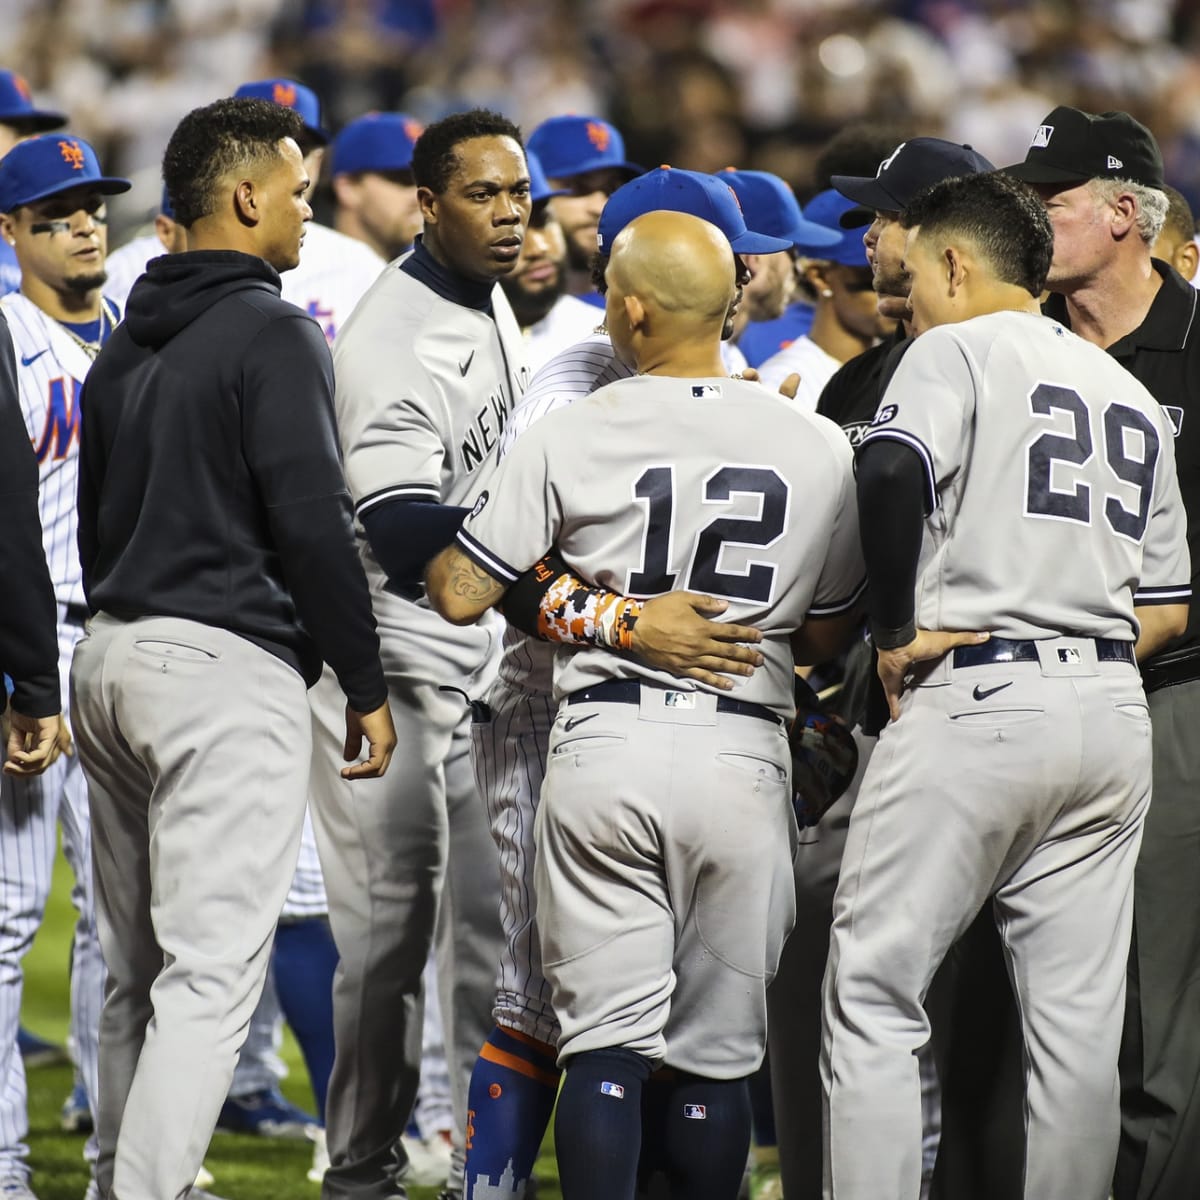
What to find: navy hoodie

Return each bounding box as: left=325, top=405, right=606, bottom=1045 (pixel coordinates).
left=77, top=250, right=385, bottom=712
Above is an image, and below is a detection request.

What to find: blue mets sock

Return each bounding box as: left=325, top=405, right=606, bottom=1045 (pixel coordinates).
left=555, top=1048, right=652, bottom=1200
left=662, top=1072, right=752, bottom=1200
left=464, top=1025, right=561, bottom=1197
left=272, top=917, right=339, bottom=1119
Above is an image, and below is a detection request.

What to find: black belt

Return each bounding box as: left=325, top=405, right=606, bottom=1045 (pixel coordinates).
left=952, top=637, right=1135, bottom=669
left=63, top=603, right=89, bottom=626
left=1140, top=647, right=1200, bottom=695
left=565, top=679, right=781, bottom=725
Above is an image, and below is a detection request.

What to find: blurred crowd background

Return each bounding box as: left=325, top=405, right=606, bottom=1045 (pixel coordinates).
left=4, top=0, right=1200, bottom=241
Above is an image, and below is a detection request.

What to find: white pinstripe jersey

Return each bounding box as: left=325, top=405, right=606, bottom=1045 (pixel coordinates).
left=2, top=292, right=119, bottom=608
left=862, top=311, right=1190, bottom=639
left=461, top=375, right=867, bottom=718
left=522, top=293, right=603, bottom=374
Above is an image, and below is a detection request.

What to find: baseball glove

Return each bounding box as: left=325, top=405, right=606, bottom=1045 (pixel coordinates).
left=790, top=675, right=859, bottom=827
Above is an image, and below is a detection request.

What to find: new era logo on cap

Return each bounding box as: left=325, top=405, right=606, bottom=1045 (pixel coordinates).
left=1107, top=155, right=1123, bottom=170
left=1032, top=125, right=1054, bottom=149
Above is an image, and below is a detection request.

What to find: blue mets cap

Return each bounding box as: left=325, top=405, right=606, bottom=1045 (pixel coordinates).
left=233, top=79, right=328, bottom=145
left=718, top=170, right=841, bottom=250
left=159, top=183, right=174, bottom=219
left=598, top=167, right=793, bottom=256
left=527, top=149, right=569, bottom=204
left=331, top=112, right=423, bottom=176
left=0, top=134, right=131, bottom=213
left=792, top=189, right=870, bottom=266
left=0, top=71, right=66, bottom=132
left=527, top=115, right=643, bottom=182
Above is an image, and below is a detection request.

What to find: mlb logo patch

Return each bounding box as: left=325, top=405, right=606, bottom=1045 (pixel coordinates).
left=664, top=691, right=696, bottom=709
left=692, top=384, right=723, bottom=398
left=1057, top=647, right=1082, bottom=664
left=683, top=1104, right=707, bottom=1120
left=1031, top=125, right=1054, bottom=148
left=1107, top=155, right=1124, bottom=170
left=600, top=1081, right=625, bottom=1099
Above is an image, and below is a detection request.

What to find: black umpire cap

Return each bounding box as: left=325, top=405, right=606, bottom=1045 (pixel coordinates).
left=1004, top=106, right=1165, bottom=191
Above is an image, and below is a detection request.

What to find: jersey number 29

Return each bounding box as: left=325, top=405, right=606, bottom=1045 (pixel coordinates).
left=627, top=465, right=789, bottom=603
left=1025, top=383, right=1159, bottom=541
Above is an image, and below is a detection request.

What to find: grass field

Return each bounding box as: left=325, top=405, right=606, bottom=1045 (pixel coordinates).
left=23, top=847, right=561, bottom=1200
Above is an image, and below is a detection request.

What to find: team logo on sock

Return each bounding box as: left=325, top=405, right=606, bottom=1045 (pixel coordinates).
left=600, top=1081, right=625, bottom=1099
left=683, top=1104, right=707, bottom=1119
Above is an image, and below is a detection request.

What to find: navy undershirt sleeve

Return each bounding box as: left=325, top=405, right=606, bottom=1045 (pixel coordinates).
left=362, top=498, right=471, bottom=589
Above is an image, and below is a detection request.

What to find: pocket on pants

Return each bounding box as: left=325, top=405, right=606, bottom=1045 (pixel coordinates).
left=133, top=637, right=221, bottom=664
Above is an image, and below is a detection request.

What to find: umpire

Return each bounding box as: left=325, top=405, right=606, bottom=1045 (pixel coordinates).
left=70, top=97, right=395, bottom=1200
left=1007, top=106, right=1200, bottom=1200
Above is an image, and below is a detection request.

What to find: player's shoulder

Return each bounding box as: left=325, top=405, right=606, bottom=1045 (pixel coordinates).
left=296, top=221, right=385, bottom=270
left=522, top=330, right=616, bottom=398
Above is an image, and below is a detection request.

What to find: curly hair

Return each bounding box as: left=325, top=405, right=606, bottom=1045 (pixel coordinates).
left=163, top=97, right=305, bottom=228
left=410, top=108, right=523, bottom=194
left=902, top=172, right=1053, bottom=297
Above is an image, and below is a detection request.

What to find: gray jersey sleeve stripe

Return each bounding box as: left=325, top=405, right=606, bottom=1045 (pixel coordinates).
left=356, top=484, right=440, bottom=516
left=456, top=528, right=522, bottom=584
left=808, top=574, right=869, bottom=617
left=859, top=429, right=939, bottom=513
left=1134, top=584, right=1192, bottom=603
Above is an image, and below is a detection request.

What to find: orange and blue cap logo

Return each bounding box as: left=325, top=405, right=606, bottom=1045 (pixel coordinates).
left=273, top=82, right=298, bottom=108
left=13, top=75, right=31, bottom=102
left=586, top=121, right=611, bottom=152
left=404, top=118, right=424, bottom=142
left=59, top=140, right=85, bottom=170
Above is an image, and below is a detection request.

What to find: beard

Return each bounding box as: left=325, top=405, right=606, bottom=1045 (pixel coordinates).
left=501, top=270, right=567, bottom=330
left=65, top=269, right=108, bottom=294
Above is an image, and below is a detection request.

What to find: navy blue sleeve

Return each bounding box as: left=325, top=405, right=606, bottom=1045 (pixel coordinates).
left=361, top=498, right=470, bottom=589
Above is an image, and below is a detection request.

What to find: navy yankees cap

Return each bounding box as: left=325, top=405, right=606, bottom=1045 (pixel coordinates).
left=792, top=190, right=870, bottom=266
left=832, top=138, right=996, bottom=228
left=1004, top=107, right=1165, bottom=191
left=0, top=134, right=131, bottom=212
left=0, top=71, right=66, bottom=132
left=527, top=115, right=643, bottom=181
left=234, top=79, right=328, bottom=145
left=598, top=168, right=793, bottom=255
left=331, top=112, right=423, bottom=176
left=718, top=170, right=840, bottom=250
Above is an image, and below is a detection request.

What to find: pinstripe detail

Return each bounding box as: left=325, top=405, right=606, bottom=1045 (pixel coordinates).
left=478, top=1041, right=560, bottom=1088
left=859, top=428, right=939, bottom=513
left=457, top=528, right=521, bottom=584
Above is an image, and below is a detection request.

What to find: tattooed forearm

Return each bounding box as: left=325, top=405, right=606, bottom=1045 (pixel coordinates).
left=427, top=545, right=508, bottom=623
left=450, top=555, right=506, bottom=604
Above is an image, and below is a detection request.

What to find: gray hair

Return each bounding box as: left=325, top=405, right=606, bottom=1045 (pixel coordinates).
left=1088, top=177, right=1169, bottom=245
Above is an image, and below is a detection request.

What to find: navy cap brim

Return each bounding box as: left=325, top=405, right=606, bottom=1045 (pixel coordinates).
left=0, top=109, right=68, bottom=133
left=829, top=174, right=902, bottom=216
left=9, top=176, right=132, bottom=210
left=729, top=229, right=794, bottom=254
left=1002, top=160, right=1090, bottom=186
left=838, top=205, right=873, bottom=229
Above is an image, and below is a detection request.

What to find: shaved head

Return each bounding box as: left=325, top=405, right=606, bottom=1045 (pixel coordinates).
left=606, top=210, right=735, bottom=321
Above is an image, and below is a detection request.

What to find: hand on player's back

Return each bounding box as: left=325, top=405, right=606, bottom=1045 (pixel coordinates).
left=876, top=628, right=990, bottom=722
left=3, top=707, right=65, bottom=777
left=341, top=700, right=398, bottom=779
left=739, top=366, right=801, bottom=401
left=631, top=591, right=765, bottom=691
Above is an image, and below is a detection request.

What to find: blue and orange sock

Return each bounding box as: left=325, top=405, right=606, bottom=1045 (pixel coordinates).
left=272, top=917, right=339, bottom=1119
left=555, top=1048, right=651, bottom=1200
left=464, top=1025, right=561, bottom=1196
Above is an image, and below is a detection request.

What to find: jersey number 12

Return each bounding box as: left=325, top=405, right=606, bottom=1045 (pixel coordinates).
left=627, top=465, right=789, bottom=603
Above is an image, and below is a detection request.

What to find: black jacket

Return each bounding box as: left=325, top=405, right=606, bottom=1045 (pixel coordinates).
left=0, top=312, right=60, bottom=717
left=78, top=250, right=385, bottom=711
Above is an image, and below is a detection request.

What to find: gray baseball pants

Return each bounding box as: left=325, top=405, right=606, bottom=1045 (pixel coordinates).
left=70, top=614, right=311, bottom=1200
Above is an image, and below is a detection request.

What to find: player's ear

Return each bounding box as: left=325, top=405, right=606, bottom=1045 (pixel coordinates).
left=1174, top=239, right=1199, bottom=284
left=233, top=178, right=259, bottom=227
left=944, top=245, right=966, bottom=294
left=418, top=186, right=438, bottom=227
left=624, top=293, right=646, bottom=332
left=0, top=213, right=13, bottom=246
left=1110, top=192, right=1138, bottom=238
left=804, top=261, right=830, bottom=298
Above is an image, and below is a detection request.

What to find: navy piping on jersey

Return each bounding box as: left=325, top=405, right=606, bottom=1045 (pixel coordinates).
left=1135, top=583, right=1193, bottom=604
left=457, top=527, right=521, bottom=584
left=399, top=236, right=495, bottom=311
left=808, top=574, right=869, bottom=618
left=356, top=483, right=440, bottom=519
left=859, top=428, right=938, bottom=514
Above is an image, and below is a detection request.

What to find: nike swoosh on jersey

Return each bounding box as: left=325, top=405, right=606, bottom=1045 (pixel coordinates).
left=21, top=349, right=49, bottom=366
left=459, top=351, right=475, bottom=376
left=563, top=712, right=599, bottom=732
left=972, top=681, right=1013, bottom=702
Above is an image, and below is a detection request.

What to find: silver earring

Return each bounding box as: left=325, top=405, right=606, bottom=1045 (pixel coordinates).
left=821, top=288, right=833, bottom=298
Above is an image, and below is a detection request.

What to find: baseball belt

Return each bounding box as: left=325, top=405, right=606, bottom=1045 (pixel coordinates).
left=952, top=636, right=1135, bottom=669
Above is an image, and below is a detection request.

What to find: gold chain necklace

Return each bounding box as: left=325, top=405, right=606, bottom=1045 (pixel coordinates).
left=56, top=297, right=118, bottom=361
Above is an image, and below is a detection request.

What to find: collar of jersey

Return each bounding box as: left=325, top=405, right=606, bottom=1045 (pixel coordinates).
left=1043, top=259, right=1196, bottom=354
left=400, top=236, right=495, bottom=312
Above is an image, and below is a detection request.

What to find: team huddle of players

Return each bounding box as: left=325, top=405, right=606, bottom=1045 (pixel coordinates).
left=0, top=61, right=1197, bottom=1200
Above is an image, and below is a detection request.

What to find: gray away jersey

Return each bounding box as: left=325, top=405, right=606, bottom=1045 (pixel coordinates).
left=861, top=310, right=1190, bottom=640
left=459, top=374, right=866, bottom=718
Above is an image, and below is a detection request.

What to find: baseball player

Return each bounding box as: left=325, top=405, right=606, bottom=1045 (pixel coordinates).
left=457, top=169, right=792, bottom=1200
left=526, top=114, right=642, bottom=304
left=101, top=187, right=184, bottom=308
left=426, top=208, right=865, bottom=1200
left=71, top=95, right=394, bottom=1200
left=1151, top=183, right=1198, bottom=282
left=757, top=189, right=893, bottom=406
left=499, top=149, right=600, bottom=372
left=331, top=111, right=425, bottom=262
left=0, top=133, right=129, bottom=1200
left=308, top=107, right=530, bottom=1200
left=0, top=72, right=67, bottom=297
left=822, top=170, right=1189, bottom=1200
left=1004, top=105, right=1200, bottom=1200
